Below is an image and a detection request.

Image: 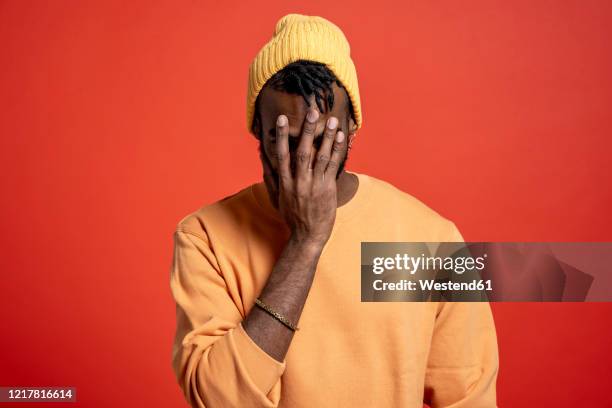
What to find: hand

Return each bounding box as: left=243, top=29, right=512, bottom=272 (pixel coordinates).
left=261, top=108, right=346, bottom=249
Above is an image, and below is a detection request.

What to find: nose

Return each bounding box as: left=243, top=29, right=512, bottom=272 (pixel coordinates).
left=287, top=130, right=325, bottom=152
left=287, top=113, right=329, bottom=146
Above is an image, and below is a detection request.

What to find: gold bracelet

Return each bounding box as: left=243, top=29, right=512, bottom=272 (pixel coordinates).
left=254, top=298, right=299, bottom=331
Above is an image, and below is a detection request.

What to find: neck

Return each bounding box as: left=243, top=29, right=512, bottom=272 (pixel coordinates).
left=336, top=170, right=359, bottom=207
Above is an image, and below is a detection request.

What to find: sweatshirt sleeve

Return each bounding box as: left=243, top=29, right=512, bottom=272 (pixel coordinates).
left=170, top=229, right=286, bottom=408
left=423, top=222, right=499, bottom=407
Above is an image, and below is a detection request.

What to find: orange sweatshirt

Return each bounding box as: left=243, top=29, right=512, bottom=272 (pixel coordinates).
left=170, top=172, right=498, bottom=408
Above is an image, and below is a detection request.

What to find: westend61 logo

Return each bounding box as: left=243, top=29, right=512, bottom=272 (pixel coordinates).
left=371, top=253, right=488, bottom=275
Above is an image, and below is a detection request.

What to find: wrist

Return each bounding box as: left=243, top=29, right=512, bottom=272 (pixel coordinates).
left=288, top=233, right=326, bottom=256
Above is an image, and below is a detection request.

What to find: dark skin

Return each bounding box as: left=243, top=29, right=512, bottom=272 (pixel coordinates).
left=242, top=82, right=358, bottom=362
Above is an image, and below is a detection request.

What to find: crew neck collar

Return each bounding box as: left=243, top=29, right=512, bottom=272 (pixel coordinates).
left=249, top=171, right=372, bottom=225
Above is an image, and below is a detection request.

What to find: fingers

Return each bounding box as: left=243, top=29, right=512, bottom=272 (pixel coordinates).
left=324, top=130, right=345, bottom=180
left=296, top=108, right=319, bottom=177
left=275, top=114, right=291, bottom=186
left=314, top=116, right=338, bottom=178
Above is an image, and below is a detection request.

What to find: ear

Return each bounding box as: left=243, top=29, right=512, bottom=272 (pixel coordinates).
left=251, top=113, right=262, bottom=140
left=348, top=115, right=357, bottom=137
left=348, top=133, right=356, bottom=150
left=347, top=116, right=357, bottom=149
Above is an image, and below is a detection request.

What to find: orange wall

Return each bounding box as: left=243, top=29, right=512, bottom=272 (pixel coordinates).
left=1, top=1, right=611, bottom=406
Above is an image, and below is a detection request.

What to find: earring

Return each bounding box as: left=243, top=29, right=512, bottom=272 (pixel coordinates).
left=348, top=133, right=356, bottom=151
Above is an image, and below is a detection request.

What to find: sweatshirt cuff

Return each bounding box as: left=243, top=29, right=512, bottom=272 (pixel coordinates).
left=231, top=323, right=286, bottom=394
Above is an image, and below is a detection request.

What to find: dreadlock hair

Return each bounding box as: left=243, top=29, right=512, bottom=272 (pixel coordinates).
left=252, top=60, right=356, bottom=138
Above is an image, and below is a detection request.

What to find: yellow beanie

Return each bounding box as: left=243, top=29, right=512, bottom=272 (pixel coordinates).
left=246, top=13, right=362, bottom=134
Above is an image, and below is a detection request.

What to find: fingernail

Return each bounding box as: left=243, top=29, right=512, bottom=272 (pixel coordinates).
left=336, top=131, right=345, bottom=143
left=327, top=117, right=338, bottom=130
left=277, top=115, right=287, bottom=126
left=306, top=109, right=318, bottom=123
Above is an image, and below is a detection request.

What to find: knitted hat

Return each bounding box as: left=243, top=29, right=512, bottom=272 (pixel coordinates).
left=246, top=13, right=362, bottom=134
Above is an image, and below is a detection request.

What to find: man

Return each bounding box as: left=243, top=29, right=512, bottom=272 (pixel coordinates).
left=170, top=13, right=498, bottom=408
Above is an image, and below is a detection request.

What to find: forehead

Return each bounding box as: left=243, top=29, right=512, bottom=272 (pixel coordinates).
left=258, top=82, right=348, bottom=125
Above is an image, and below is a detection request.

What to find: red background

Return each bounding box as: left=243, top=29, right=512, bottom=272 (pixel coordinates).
left=1, top=1, right=611, bottom=406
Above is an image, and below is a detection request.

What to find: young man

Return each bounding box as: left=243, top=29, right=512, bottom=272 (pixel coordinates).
left=170, top=13, right=498, bottom=408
